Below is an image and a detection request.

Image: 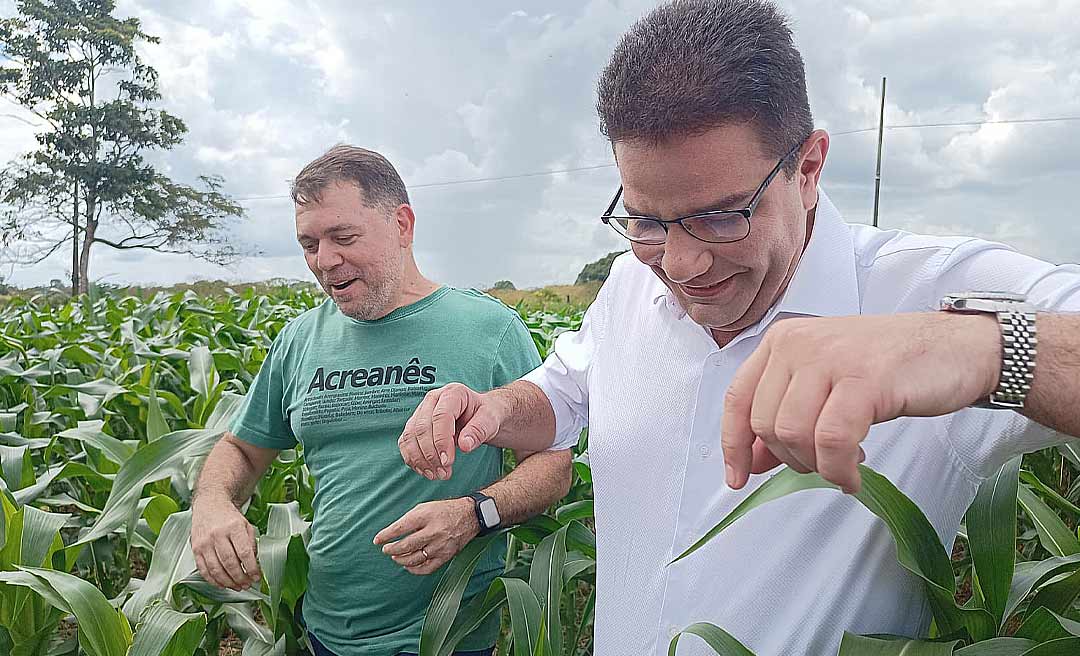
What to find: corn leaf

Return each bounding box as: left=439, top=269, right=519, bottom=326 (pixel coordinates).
left=123, top=511, right=196, bottom=621
left=0, top=566, right=131, bottom=656
left=1004, top=555, right=1080, bottom=623
left=1017, top=484, right=1080, bottom=557
left=667, top=622, right=755, bottom=656
left=674, top=466, right=996, bottom=641
left=419, top=530, right=507, bottom=656
left=529, top=525, right=567, bottom=656
left=966, top=455, right=1021, bottom=626
left=128, top=603, right=206, bottom=656
left=952, top=637, right=1036, bottom=654
left=76, top=393, right=243, bottom=546
left=837, top=633, right=960, bottom=655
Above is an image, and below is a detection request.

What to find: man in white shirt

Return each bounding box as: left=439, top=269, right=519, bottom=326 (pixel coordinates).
left=397, top=0, right=1080, bottom=653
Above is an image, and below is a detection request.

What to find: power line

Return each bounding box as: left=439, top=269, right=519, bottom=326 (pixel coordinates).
left=831, top=114, right=1080, bottom=136
left=234, top=114, right=1080, bottom=202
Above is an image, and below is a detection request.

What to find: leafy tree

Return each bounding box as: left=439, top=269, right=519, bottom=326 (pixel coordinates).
left=0, top=0, right=244, bottom=295
left=575, top=250, right=626, bottom=286
left=492, top=279, right=516, bottom=290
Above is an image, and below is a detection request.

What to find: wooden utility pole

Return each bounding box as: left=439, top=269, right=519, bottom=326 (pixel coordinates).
left=72, top=179, right=79, bottom=295
left=872, top=76, right=886, bottom=228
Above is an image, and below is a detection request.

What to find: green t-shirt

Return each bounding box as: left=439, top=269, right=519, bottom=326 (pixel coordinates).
left=230, top=286, right=540, bottom=655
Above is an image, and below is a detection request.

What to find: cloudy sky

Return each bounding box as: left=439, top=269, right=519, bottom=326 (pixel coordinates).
left=2, top=0, right=1079, bottom=290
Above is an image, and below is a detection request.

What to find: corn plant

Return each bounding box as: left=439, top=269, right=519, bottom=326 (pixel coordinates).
left=668, top=455, right=1080, bottom=655
left=10, top=285, right=1078, bottom=655
left=0, top=286, right=592, bottom=654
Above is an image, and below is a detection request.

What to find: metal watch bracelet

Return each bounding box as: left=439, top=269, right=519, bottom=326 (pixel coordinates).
left=939, top=292, right=1037, bottom=409
left=989, top=309, right=1038, bottom=408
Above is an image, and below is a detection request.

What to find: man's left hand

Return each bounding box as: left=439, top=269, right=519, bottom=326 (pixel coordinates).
left=722, top=312, right=1002, bottom=494
left=373, top=498, right=479, bottom=575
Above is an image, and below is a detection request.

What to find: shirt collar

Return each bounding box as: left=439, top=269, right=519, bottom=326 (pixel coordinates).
left=650, top=188, right=861, bottom=322
left=770, top=189, right=861, bottom=319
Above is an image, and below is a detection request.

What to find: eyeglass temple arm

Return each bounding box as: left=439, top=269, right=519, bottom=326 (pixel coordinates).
left=602, top=185, right=624, bottom=217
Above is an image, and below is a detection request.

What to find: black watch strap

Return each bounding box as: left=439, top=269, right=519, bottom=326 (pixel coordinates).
left=467, top=492, right=499, bottom=535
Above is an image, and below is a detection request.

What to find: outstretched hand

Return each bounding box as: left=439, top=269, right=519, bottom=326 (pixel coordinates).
left=721, top=312, right=1000, bottom=493
left=398, top=383, right=506, bottom=480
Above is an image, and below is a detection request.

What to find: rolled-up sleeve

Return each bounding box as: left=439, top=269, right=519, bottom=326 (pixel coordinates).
left=932, top=239, right=1080, bottom=479
left=523, top=275, right=613, bottom=452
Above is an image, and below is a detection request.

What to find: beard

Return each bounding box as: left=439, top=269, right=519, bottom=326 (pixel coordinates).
left=322, top=262, right=403, bottom=322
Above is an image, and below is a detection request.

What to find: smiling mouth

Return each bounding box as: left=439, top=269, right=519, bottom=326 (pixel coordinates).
left=680, top=275, right=737, bottom=298
left=329, top=278, right=359, bottom=292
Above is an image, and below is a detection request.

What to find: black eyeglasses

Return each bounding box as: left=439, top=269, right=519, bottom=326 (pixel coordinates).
left=600, top=141, right=802, bottom=245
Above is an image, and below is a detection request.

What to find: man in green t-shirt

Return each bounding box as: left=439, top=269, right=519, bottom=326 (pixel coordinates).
left=191, top=145, right=572, bottom=656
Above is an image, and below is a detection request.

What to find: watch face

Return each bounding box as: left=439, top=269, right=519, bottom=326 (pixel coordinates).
left=479, top=498, right=500, bottom=528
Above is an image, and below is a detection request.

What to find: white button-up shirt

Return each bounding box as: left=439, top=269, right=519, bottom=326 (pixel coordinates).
left=524, top=190, right=1080, bottom=655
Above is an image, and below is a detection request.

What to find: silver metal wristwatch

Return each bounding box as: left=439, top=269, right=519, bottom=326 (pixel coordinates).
left=939, top=292, right=1037, bottom=409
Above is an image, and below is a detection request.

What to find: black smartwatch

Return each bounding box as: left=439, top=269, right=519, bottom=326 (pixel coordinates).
left=467, top=492, right=501, bottom=535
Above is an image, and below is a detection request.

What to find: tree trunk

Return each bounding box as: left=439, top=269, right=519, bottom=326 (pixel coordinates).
left=79, top=199, right=95, bottom=295
left=71, top=179, right=80, bottom=296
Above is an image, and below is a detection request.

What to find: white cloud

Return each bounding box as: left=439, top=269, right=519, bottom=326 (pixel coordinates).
left=3, top=0, right=1079, bottom=291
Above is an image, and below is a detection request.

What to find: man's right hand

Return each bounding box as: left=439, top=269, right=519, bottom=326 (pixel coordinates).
left=399, top=382, right=506, bottom=480
left=190, top=495, right=262, bottom=591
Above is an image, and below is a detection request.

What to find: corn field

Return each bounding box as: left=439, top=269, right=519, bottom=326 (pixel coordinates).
left=0, top=287, right=1078, bottom=655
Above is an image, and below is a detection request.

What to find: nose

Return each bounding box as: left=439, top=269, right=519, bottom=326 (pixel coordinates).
left=316, top=241, right=344, bottom=271
left=660, top=224, right=713, bottom=284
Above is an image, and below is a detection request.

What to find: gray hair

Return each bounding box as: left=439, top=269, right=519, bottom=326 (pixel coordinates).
left=597, top=0, right=814, bottom=174
left=291, top=144, right=410, bottom=210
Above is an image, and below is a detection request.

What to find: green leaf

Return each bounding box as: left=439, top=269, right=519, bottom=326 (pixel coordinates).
left=128, top=603, right=206, bottom=656
left=419, top=530, right=507, bottom=656
left=1014, top=607, right=1080, bottom=642
left=0, top=444, right=32, bottom=490
left=258, top=532, right=308, bottom=630
left=667, top=622, right=755, bottom=656
left=0, top=566, right=131, bottom=656
left=503, top=577, right=544, bottom=656
left=529, top=525, right=567, bottom=656
left=14, top=461, right=112, bottom=506
left=122, top=511, right=196, bottom=622
left=567, top=586, right=595, bottom=656
left=674, top=466, right=995, bottom=641
left=0, top=503, right=69, bottom=568
left=674, top=469, right=840, bottom=564
left=222, top=602, right=273, bottom=644
left=1027, top=569, right=1080, bottom=628
left=146, top=386, right=170, bottom=442
left=174, top=573, right=269, bottom=604
left=554, top=500, right=593, bottom=523
left=55, top=421, right=137, bottom=465
left=837, top=633, right=959, bottom=655
left=511, top=515, right=562, bottom=545
left=1017, top=637, right=1080, bottom=654
left=76, top=394, right=243, bottom=546
left=1019, top=471, right=1080, bottom=519
left=140, top=493, right=180, bottom=535
left=966, top=455, right=1021, bottom=625
left=1004, top=555, right=1080, bottom=623
left=1017, top=484, right=1080, bottom=556
left=188, top=346, right=216, bottom=399
left=952, top=637, right=1037, bottom=655
left=1057, top=441, right=1080, bottom=471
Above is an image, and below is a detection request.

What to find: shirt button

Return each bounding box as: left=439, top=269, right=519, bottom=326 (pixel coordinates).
left=713, top=359, right=723, bottom=367
left=699, top=444, right=711, bottom=458
left=669, top=625, right=680, bottom=637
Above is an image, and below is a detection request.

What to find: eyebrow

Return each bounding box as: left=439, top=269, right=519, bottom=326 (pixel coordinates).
left=623, top=189, right=758, bottom=219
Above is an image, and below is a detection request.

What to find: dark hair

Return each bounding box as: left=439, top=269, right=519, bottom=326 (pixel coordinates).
left=597, top=0, right=813, bottom=174
left=291, top=144, right=410, bottom=209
